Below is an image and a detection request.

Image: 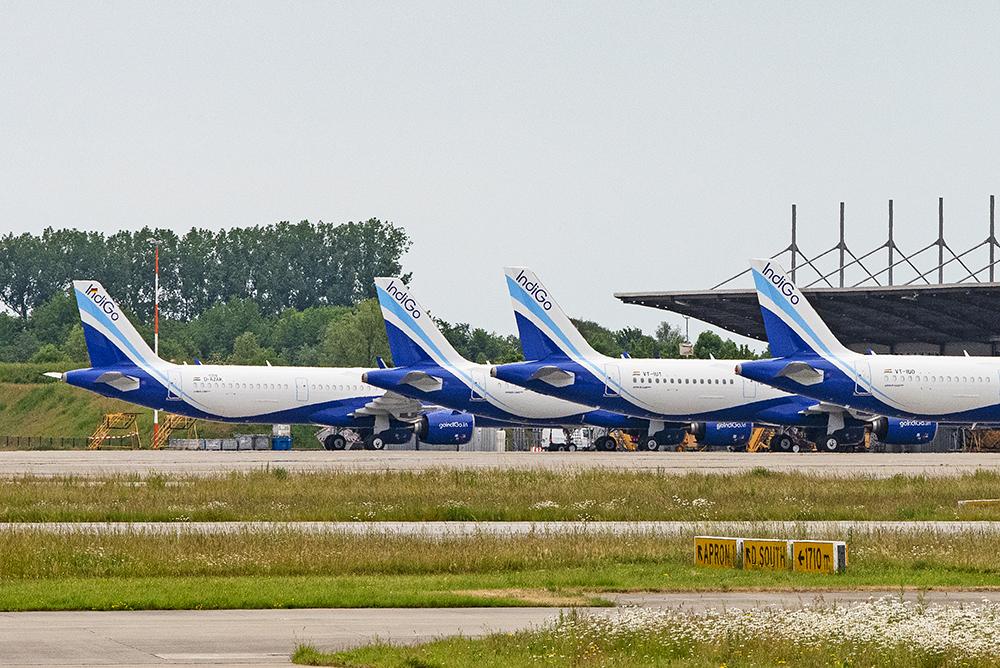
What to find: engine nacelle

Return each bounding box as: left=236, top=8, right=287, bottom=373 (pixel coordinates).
left=416, top=410, right=475, bottom=445
left=872, top=417, right=937, bottom=445
left=690, top=421, right=753, bottom=446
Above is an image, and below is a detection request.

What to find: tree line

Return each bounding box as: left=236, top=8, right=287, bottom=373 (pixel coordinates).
left=0, top=218, right=763, bottom=367
left=0, top=218, right=410, bottom=320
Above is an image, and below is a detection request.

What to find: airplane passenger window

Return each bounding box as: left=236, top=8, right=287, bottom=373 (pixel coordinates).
left=963, top=377, right=968, bottom=383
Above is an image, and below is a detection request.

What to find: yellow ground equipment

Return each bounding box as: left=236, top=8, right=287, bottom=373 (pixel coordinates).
left=88, top=412, right=142, bottom=450
left=674, top=432, right=706, bottom=452
left=608, top=429, right=637, bottom=451
left=748, top=427, right=777, bottom=453
left=151, top=413, right=198, bottom=450
left=964, top=429, right=1000, bottom=452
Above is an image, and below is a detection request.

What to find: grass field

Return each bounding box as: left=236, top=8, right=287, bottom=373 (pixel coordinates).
left=293, top=599, right=1000, bottom=667
left=0, top=379, right=319, bottom=446
left=1, top=529, right=999, bottom=610
left=2, top=469, right=999, bottom=521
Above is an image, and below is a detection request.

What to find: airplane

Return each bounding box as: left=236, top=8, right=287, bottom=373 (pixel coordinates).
left=734, top=258, right=992, bottom=427
left=488, top=267, right=936, bottom=451
left=46, top=280, right=485, bottom=451
left=361, top=277, right=672, bottom=450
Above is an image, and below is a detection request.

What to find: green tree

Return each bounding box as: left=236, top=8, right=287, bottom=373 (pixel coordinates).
left=572, top=319, right=623, bottom=357
left=614, top=326, right=659, bottom=358
left=320, top=299, right=390, bottom=367
left=655, top=322, right=685, bottom=359
left=30, top=343, right=70, bottom=364
left=229, top=331, right=277, bottom=365
left=61, top=325, right=89, bottom=365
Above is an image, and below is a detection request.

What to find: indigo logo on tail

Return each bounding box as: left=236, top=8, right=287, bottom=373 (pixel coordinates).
left=85, top=284, right=120, bottom=321
left=385, top=281, right=421, bottom=320
left=515, top=270, right=552, bottom=311
left=760, top=263, right=800, bottom=305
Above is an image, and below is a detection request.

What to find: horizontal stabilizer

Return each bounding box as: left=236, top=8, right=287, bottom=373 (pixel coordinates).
left=529, top=365, right=576, bottom=388
left=95, top=371, right=140, bottom=392
left=43, top=372, right=65, bottom=381
left=776, top=361, right=824, bottom=386
left=400, top=370, right=444, bottom=392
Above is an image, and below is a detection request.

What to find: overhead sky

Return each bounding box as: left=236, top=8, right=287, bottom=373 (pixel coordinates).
left=2, top=2, right=999, bottom=343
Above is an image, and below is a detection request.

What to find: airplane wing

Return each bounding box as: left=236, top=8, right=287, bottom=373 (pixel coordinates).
left=529, top=365, right=576, bottom=388
left=352, top=391, right=424, bottom=422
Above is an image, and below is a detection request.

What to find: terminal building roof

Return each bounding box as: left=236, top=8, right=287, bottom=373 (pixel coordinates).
left=614, top=283, right=1000, bottom=355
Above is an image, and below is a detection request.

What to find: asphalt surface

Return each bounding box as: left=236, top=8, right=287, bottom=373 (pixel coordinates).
left=5, top=520, right=999, bottom=535
left=6, top=592, right=1000, bottom=667
left=0, top=450, right=997, bottom=477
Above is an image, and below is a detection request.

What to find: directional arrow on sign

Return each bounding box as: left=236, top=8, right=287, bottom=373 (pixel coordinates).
left=798, top=551, right=804, bottom=565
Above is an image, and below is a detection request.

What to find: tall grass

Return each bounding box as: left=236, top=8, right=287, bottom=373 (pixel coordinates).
left=1, top=469, right=998, bottom=521
left=2, top=528, right=1000, bottom=580
left=301, top=600, right=1000, bottom=667
left=2, top=529, right=1000, bottom=610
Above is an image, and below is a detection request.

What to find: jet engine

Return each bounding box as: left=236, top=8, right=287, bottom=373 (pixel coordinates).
left=416, top=410, right=475, bottom=445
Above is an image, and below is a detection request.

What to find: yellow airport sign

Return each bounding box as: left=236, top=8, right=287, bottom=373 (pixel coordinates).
left=742, top=538, right=789, bottom=570
left=790, top=540, right=847, bottom=574
left=694, top=536, right=741, bottom=568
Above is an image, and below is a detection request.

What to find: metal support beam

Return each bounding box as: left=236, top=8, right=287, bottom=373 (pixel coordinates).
left=839, top=202, right=845, bottom=288
left=991, top=194, right=996, bottom=283
left=888, top=199, right=894, bottom=286
left=938, top=197, right=945, bottom=284
left=790, top=204, right=797, bottom=283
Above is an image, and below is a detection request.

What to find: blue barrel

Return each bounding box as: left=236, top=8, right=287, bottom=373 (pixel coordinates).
left=271, top=435, right=292, bottom=450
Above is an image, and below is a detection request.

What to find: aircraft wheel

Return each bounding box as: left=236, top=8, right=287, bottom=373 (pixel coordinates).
left=772, top=434, right=794, bottom=452
left=324, top=434, right=347, bottom=451
left=364, top=434, right=386, bottom=450
left=643, top=437, right=660, bottom=451
left=821, top=435, right=841, bottom=452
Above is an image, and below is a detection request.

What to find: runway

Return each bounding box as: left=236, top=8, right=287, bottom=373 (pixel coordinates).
left=4, top=591, right=1000, bottom=667
left=5, top=520, right=999, bottom=535
left=0, top=450, right=997, bottom=477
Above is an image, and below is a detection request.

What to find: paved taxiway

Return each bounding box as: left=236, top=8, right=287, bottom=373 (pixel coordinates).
left=6, top=592, right=1000, bottom=667
left=6, top=520, right=1000, bottom=535
left=0, top=450, right=997, bottom=477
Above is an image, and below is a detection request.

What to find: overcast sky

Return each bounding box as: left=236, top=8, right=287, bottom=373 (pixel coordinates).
left=2, top=2, right=999, bottom=343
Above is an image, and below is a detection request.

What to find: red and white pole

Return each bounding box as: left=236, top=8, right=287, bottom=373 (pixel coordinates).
left=153, top=243, right=160, bottom=445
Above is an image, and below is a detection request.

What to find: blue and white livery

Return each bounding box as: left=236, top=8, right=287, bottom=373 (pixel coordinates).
left=736, top=259, right=996, bottom=425
left=50, top=280, right=479, bottom=450
left=363, top=277, right=663, bottom=442
left=489, top=267, right=903, bottom=451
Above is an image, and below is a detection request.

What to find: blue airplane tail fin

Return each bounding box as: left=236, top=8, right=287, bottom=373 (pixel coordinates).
left=72, top=281, right=158, bottom=369
left=503, top=267, right=601, bottom=362
left=374, top=278, right=469, bottom=368
left=749, top=259, right=851, bottom=359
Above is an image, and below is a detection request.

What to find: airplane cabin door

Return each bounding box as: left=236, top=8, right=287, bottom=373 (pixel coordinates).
left=166, top=370, right=182, bottom=400
left=295, top=377, right=309, bottom=402
left=471, top=371, right=485, bottom=401
left=742, top=378, right=757, bottom=398
left=853, top=360, right=872, bottom=396
left=604, top=365, right=621, bottom=397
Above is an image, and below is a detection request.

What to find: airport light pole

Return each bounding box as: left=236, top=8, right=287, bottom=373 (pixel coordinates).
left=148, top=238, right=162, bottom=445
